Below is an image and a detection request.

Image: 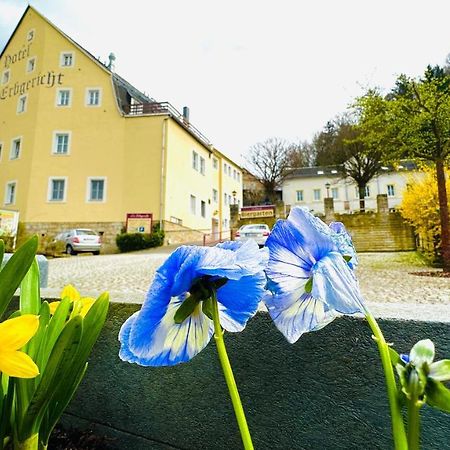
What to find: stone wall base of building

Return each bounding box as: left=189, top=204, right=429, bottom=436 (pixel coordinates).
left=21, top=221, right=125, bottom=254
left=162, top=220, right=209, bottom=246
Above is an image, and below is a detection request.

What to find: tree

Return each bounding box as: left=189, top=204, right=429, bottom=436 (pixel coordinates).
left=286, top=140, right=316, bottom=168
left=312, top=110, right=386, bottom=212
left=246, top=137, right=292, bottom=202
left=388, top=65, right=450, bottom=271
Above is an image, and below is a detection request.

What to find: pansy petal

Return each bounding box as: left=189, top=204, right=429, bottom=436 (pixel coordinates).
left=287, top=207, right=336, bottom=260
left=123, top=300, right=213, bottom=366
left=0, top=315, right=39, bottom=350
left=329, top=221, right=358, bottom=269
left=197, top=240, right=268, bottom=280
left=266, top=293, right=328, bottom=343
left=312, top=252, right=365, bottom=314
left=0, top=350, right=39, bottom=378
left=217, top=272, right=267, bottom=332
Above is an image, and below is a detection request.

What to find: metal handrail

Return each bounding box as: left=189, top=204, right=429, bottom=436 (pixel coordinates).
left=124, top=101, right=211, bottom=148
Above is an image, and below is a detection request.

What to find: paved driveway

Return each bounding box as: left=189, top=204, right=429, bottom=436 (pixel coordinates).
left=44, top=249, right=450, bottom=320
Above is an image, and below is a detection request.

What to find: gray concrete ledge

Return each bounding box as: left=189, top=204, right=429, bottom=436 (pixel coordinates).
left=63, top=302, right=450, bottom=450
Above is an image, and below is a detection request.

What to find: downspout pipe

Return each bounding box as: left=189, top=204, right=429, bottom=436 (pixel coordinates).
left=160, top=117, right=168, bottom=231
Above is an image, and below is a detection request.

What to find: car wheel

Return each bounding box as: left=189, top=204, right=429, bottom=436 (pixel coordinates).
left=93, top=250, right=100, bottom=255
left=66, top=244, right=77, bottom=255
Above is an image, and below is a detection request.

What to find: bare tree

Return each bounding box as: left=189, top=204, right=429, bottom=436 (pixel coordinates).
left=246, top=137, right=292, bottom=203
left=286, top=140, right=316, bottom=168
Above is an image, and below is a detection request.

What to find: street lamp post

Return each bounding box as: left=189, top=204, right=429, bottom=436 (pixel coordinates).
left=325, top=182, right=331, bottom=198
left=232, top=190, right=237, bottom=205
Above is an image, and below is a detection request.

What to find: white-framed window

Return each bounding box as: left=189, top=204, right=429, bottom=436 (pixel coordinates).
left=17, top=94, right=27, bottom=114
left=60, top=51, right=74, bottom=67
left=237, top=172, right=241, bottom=182
left=233, top=169, right=237, bottom=180
left=224, top=193, right=228, bottom=206
left=296, top=190, right=304, bottom=202
left=52, top=132, right=71, bottom=155
left=4, top=181, right=16, bottom=205
left=190, top=194, right=196, bottom=214
left=331, top=187, right=339, bottom=199
left=228, top=166, right=231, bottom=177
left=313, top=189, right=321, bottom=201
left=355, top=186, right=370, bottom=198
left=26, top=56, right=36, bottom=73
left=200, top=156, right=205, bottom=175
left=27, top=29, right=35, bottom=41
left=201, top=200, right=206, bottom=218
left=228, top=194, right=232, bottom=205
left=56, top=88, right=72, bottom=107
left=192, top=151, right=199, bottom=171
left=223, top=218, right=229, bottom=230
left=212, top=188, right=218, bottom=203
left=387, top=184, right=395, bottom=197
left=223, top=162, right=227, bottom=174
left=1, top=69, right=10, bottom=85
left=85, top=88, right=101, bottom=106
left=48, top=177, right=67, bottom=202
left=87, top=177, right=106, bottom=202
left=10, top=137, right=21, bottom=160
left=212, top=158, right=218, bottom=169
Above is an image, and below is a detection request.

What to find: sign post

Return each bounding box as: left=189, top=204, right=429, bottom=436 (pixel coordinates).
left=240, top=205, right=275, bottom=219
left=126, top=213, right=153, bottom=234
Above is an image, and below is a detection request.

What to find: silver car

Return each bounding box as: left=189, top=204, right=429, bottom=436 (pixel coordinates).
left=55, top=229, right=102, bottom=255
left=235, top=223, right=270, bottom=247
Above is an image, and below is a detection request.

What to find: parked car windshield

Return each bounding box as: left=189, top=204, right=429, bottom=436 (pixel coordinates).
left=241, top=225, right=269, bottom=231
left=76, top=229, right=97, bottom=235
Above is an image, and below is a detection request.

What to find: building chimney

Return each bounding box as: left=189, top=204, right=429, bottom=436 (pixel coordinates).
left=182, top=106, right=190, bottom=124
left=107, top=52, right=116, bottom=71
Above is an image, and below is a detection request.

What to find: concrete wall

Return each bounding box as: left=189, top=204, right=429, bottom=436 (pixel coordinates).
left=64, top=302, right=450, bottom=449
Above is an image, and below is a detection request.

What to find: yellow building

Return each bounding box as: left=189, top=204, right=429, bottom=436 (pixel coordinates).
left=0, top=6, right=242, bottom=250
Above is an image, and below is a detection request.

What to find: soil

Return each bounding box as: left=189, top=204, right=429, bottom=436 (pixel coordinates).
left=47, top=425, right=116, bottom=450
left=409, top=270, right=450, bottom=278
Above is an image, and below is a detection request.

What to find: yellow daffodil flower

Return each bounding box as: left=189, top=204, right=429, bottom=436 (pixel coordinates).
left=49, top=284, right=95, bottom=318
left=0, top=315, right=39, bottom=378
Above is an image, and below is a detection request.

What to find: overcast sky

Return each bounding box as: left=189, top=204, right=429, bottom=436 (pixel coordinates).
left=1, top=0, right=450, bottom=165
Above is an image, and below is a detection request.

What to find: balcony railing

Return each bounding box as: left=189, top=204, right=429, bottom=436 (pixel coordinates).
left=124, top=101, right=211, bottom=149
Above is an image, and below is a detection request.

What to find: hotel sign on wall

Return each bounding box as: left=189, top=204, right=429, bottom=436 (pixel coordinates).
left=126, top=213, right=153, bottom=234
left=240, top=205, right=275, bottom=219
left=1, top=40, right=64, bottom=101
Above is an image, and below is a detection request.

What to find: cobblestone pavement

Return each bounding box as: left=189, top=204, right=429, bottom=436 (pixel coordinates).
left=44, top=250, right=450, bottom=317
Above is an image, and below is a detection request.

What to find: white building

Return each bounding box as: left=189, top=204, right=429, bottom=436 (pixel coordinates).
left=282, top=161, right=422, bottom=214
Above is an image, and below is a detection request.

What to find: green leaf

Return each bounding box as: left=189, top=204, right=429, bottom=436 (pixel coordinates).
left=389, top=346, right=402, bottom=366
left=19, top=259, right=41, bottom=316
left=18, top=316, right=83, bottom=440
left=304, top=277, right=313, bottom=293
left=174, top=295, right=198, bottom=324
left=425, top=379, right=450, bottom=413
left=0, top=240, right=4, bottom=268
left=0, top=377, right=13, bottom=449
left=0, top=236, right=38, bottom=318
left=410, top=339, right=435, bottom=367
left=44, top=297, right=72, bottom=359
left=429, top=360, right=450, bottom=382
left=202, top=297, right=214, bottom=320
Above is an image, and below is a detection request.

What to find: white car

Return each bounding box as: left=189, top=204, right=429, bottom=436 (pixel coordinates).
left=235, top=224, right=270, bottom=247
left=55, top=229, right=102, bottom=255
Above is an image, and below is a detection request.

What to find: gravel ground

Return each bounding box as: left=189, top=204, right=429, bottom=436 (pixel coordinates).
left=42, top=249, right=450, bottom=322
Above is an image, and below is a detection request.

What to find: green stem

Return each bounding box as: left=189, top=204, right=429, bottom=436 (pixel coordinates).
left=407, top=398, right=420, bottom=450
left=15, top=433, right=39, bottom=450
left=210, top=292, right=254, bottom=450
left=365, top=312, right=408, bottom=450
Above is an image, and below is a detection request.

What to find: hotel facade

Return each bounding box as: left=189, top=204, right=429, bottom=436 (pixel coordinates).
left=0, top=6, right=242, bottom=250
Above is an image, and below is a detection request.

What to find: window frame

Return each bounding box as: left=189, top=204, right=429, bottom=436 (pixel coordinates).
left=331, top=187, right=339, bottom=200
left=10, top=137, right=22, bottom=160
left=60, top=51, right=75, bottom=68
left=313, top=189, right=321, bottom=201
left=85, top=87, right=102, bottom=107
left=212, top=188, right=218, bottom=203
left=296, top=190, right=304, bottom=202
left=212, top=158, right=218, bottom=169
left=86, top=177, right=107, bottom=203
left=387, top=184, right=395, bottom=197
left=26, top=56, right=36, bottom=73
left=52, top=131, right=71, bottom=155
left=190, top=194, right=197, bottom=215
left=17, top=94, right=27, bottom=114
left=4, top=181, right=17, bottom=205
left=201, top=200, right=206, bottom=218
left=55, top=88, right=72, bottom=107
left=47, top=177, right=68, bottom=202
left=200, top=156, right=205, bottom=175
left=192, top=151, right=199, bottom=171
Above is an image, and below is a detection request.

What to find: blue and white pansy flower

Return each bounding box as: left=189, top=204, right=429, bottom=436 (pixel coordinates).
left=264, top=206, right=365, bottom=344
left=119, top=240, right=269, bottom=366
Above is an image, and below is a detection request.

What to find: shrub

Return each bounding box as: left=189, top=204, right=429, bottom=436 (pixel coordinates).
left=116, top=224, right=165, bottom=253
